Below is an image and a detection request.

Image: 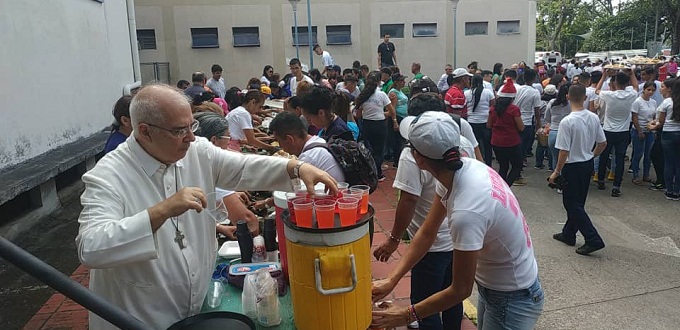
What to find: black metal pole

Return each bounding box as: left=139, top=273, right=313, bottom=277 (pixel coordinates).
left=0, top=236, right=148, bottom=330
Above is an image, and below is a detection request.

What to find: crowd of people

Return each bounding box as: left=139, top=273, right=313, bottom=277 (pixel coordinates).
left=94, top=39, right=679, bottom=330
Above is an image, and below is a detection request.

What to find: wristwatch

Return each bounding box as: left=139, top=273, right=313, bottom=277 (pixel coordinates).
left=294, top=161, right=306, bottom=179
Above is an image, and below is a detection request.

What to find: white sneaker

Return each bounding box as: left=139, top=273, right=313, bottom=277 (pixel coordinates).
left=407, top=321, right=420, bottom=329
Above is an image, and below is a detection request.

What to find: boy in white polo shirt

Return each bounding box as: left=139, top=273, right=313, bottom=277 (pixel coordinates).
left=550, top=84, right=608, bottom=255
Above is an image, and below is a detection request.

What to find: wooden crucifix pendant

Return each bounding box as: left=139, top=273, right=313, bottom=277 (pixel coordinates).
left=174, top=229, right=186, bottom=249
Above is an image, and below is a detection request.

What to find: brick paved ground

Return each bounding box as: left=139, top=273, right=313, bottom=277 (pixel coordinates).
left=23, top=166, right=476, bottom=330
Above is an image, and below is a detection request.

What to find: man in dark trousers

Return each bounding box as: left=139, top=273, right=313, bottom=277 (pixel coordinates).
left=377, top=34, right=396, bottom=69
left=550, top=84, right=608, bottom=255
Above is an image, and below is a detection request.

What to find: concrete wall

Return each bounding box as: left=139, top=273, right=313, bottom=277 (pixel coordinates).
left=0, top=0, right=136, bottom=170
left=135, top=0, right=535, bottom=88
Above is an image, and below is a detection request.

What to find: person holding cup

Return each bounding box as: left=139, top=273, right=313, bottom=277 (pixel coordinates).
left=371, top=112, right=543, bottom=330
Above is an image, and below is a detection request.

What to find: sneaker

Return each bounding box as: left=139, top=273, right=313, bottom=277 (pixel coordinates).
left=381, top=164, right=389, bottom=171
left=664, top=192, right=680, bottom=201
left=575, top=242, right=605, bottom=255
left=627, top=168, right=633, bottom=173
left=611, top=188, right=621, bottom=197
left=553, top=233, right=576, bottom=246
left=649, top=183, right=665, bottom=191
left=407, top=321, right=420, bottom=329
left=534, top=165, right=545, bottom=170
left=513, top=177, right=527, bottom=186
left=378, top=175, right=386, bottom=182
left=597, top=182, right=605, bottom=190
left=607, top=172, right=615, bottom=181
left=593, top=174, right=599, bottom=183
left=557, top=189, right=563, bottom=194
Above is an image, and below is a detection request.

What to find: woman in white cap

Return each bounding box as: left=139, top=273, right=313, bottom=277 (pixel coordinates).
left=372, top=111, right=543, bottom=329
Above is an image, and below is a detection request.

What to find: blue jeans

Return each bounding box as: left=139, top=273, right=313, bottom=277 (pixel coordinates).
left=477, top=277, right=544, bottom=330
left=411, top=251, right=462, bottom=329
left=630, top=128, right=655, bottom=179
left=471, top=123, right=493, bottom=166
left=598, top=131, right=630, bottom=188
left=520, top=124, right=535, bottom=162
left=661, top=131, right=680, bottom=194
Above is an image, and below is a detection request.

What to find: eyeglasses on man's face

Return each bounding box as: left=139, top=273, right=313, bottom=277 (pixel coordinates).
left=145, top=120, right=199, bottom=138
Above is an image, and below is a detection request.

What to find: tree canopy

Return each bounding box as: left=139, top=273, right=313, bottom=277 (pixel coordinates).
left=536, top=0, right=678, bottom=58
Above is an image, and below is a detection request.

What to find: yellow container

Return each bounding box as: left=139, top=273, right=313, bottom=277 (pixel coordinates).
left=285, top=217, right=372, bottom=330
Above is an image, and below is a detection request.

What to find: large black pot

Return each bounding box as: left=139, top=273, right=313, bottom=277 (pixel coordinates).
left=0, top=236, right=254, bottom=330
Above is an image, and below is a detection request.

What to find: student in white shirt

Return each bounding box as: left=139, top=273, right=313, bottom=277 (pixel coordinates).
left=630, top=82, right=658, bottom=184
left=437, top=64, right=453, bottom=92
left=372, top=111, right=543, bottom=330
left=288, top=58, right=314, bottom=97
left=313, top=45, right=335, bottom=76
left=205, top=64, right=226, bottom=99
left=225, top=90, right=277, bottom=152
left=77, top=84, right=338, bottom=330
left=649, top=78, right=680, bottom=200
left=268, top=111, right=346, bottom=182
left=595, top=69, right=639, bottom=196
left=550, top=84, right=608, bottom=255
left=465, top=74, right=496, bottom=166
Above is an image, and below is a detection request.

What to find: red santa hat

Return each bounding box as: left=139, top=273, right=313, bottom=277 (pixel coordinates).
left=497, top=79, right=517, bottom=98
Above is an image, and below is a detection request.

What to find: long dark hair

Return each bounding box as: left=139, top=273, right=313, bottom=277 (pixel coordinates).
left=355, top=71, right=381, bottom=108
left=554, top=82, right=571, bottom=107
left=494, top=97, right=514, bottom=117
left=470, top=74, right=484, bottom=111
left=672, top=79, right=680, bottom=121
left=332, top=91, right=354, bottom=122
left=493, top=63, right=503, bottom=75
left=262, top=65, right=273, bottom=78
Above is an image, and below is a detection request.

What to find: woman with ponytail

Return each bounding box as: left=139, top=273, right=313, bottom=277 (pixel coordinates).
left=355, top=71, right=396, bottom=180
left=372, top=111, right=543, bottom=330
left=465, top=74, right=496, bottom=166
left=104, top=95, right=133, bottom=154
left=650, top=78, right=680, bottom=199
left=487, top=79, right=525, bottom=186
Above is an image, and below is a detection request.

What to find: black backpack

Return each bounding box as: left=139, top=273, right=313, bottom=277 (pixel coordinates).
left=302, top=137, right=379, bottom=194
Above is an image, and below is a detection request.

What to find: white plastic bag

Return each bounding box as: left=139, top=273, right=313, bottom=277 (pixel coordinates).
left=255, top=268, right=281, bottom=326
left=242, top=273, right=258, bottom=319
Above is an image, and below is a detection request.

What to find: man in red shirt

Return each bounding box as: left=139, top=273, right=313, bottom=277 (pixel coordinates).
left=444, top=68, right=472, bottom=118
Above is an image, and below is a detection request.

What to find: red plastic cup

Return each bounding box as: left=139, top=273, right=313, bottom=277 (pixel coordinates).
left=292, top=198, right=313, bottom=228
left=314, top=199, right=336, bottom=229
left=350, top=185, right=370, bottom=215
left=337, top=197, right=360, bottom=227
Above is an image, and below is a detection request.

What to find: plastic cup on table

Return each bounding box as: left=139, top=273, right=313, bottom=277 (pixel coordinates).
left=292, top=198, right=314, bottom=228
left=314, top=199, right=336, bottom=229
left=350, top=185, right=370, bottom=215
left=337, top=197, right=360, bottom=227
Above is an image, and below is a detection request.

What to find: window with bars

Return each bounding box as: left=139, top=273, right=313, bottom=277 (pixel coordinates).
left=412, top=23, right=438, bottom=37
left=232, top=27, right=260, bottom=47
left=292, top=26, right=317, bottom=46
left=137, top=29, right=156, bottom=50
left=191, top=27, right=219, bottom=48
left=326, top=25, right=351, bottom=45
left=380, top=24, right=404, bottom=38
left=497, top=20, right=521, bottom=35
left=465, top=22, right=488, bottom=36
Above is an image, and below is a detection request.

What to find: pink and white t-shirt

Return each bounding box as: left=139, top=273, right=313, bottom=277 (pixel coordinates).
left=436, top=158, right=538, bottom=291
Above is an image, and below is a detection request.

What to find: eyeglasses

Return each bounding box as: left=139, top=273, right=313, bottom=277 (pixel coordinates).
left=145, top=120, right=199, bottom=138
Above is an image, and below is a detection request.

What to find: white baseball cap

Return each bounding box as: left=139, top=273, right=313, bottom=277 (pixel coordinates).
left=401, top=112, right=461, bottom=160
left=451, top=68, right=473, bottom=79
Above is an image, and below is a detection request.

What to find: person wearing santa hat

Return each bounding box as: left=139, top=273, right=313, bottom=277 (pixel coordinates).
left=487, top=79, right=525, bottom=186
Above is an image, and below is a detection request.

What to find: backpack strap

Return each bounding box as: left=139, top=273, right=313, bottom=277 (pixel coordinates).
left=449, top=113, right=461, bottom=128
left=301, top=142, right=330, bottom=153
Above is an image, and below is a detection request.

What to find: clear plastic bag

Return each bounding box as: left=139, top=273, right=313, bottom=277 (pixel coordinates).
left=242, top=273, right=258, bottom=319
left=255, top=268, right=281, bottom=326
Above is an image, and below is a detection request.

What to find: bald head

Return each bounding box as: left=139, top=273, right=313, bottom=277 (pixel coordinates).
left=130, top=84, right=191, bottom=134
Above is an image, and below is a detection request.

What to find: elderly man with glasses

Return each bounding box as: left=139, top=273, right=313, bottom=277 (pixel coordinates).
left=76, top=84, right=337, bottom=330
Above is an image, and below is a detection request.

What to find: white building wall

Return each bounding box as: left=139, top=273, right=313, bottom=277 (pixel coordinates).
left=0, top=0, right=136, bottom=170
left=135, top=0, right=535, bottom=89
